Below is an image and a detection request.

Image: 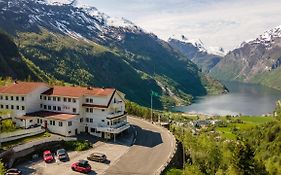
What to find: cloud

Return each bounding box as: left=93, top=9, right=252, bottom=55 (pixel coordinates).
left=79, top=0, right=281, bottom=50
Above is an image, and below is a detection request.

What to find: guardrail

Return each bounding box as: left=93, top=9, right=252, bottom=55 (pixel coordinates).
left=0, top=127, right=45, bottom=143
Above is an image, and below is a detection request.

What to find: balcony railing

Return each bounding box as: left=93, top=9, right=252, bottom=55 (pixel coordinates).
left=106, top=111, right=127, bottom=119
left=96, top=122, right=130, bottom=134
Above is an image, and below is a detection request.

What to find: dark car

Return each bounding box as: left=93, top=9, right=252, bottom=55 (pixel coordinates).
left=5, top=168, right=22, bottom=175
left=87, top=152, right=107, bottom=163
left=56, top=149, right=68, bottom=161
left=71, top=160, right=91, bottom=173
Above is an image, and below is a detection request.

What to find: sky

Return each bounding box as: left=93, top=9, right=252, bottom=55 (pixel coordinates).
left=59, top=0, right=281, bottom=51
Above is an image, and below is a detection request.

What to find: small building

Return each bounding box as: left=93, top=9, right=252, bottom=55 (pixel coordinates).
left=0, top=82, right=129, bottom=139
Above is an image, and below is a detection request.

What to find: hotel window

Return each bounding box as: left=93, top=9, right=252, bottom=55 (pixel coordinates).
left=50, top=120, right=52, bottom=125
left=53, top=106, right=57, bottom=111
left=86, top=118, right=89, bottom=123
left=44, top=105, right=47, bottom=109
left=73, top=99, right=76, bottom=103
left=90, top=108, right=93, bottom=113
left=37, top=119, right=40, bottom=123
left=80, top=118, right=83, bottom=123
left=68, top=121, right=72, bottom=126
left=89, top=99, right=93, bottom=103
left=40, top=104, right=43, bottom=108
left=48, top=97, right=51, bottom=101
left=40, top=95, right=42, bottom=100
left=40, top=119, right=43, bottom=123
left=53, top=97, right=56, bottom=101
left=16, top=106, right=19, bottom=110
left=86, top=98, right=89, bottom=103
left=58, top=106, right=61, bottom=111
left=0, top=96, right=2, bottom=100
left=48, top=106, right=51, bottom=110
left=0, top=105, right=3, bottom=109
left=102, top=109, right=105, bottom=112
left=11, top=105, right=14, bottom=110
left=102, top=120, right=105, bottom=122
left=44, top=96, right=47, bottom=100
left=59, top=122, right=63, bottom=127
left=90, top=118, right=93, bottom=123
left=6, top=105, right=9, bottom=109
left=11, top=96, right=13, bottom=101
left=21, top=97, right=25, bottom=101
left=64, top=98, right=67, bottom=102
left=90, top=128, right=96, bottom=133
left=22, top=106, right=25, bottom=111
left=73, top=108, right=77, bottom=113
left=5, top=96, right=8, bottom=100
left=86, top=108, right=89, bottom=113
left=53, top=121, right=56, bottom=126
left=16, top=96, right=19, bottom=101
left=68, top=131, right=71, bottom=134
left=68, top=98, right=71, bottom=102
left=57, top=97, right=61, bottom=102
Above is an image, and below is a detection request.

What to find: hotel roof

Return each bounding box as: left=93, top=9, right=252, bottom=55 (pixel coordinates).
left=42, top=86, right=115, bottom=98
left=22, top=111, right=78, bottom=121
left=0, top=82, right=48, bottom=95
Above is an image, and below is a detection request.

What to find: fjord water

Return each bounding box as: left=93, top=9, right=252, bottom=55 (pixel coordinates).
left=173, top=82, right=281, bottom=116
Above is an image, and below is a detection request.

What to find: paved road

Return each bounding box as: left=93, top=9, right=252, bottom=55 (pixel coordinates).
left=104, top=117, right=176, bottom=175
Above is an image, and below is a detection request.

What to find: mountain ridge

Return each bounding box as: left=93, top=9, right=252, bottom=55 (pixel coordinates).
left=210, top=25, right=281, bottom=90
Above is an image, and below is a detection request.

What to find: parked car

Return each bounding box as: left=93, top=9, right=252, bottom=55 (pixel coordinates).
left=71, top=160, right=91, bottom=173
left=5, top=168, right=22, bottom=175
left=87, top=152, right=107, bottom=163
left=56, top=149, right=68, bottom=161
left=43, top=150, right=54, bottom=163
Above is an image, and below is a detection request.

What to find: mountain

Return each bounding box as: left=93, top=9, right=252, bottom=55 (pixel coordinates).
left=168, top=35, right=224, bottom=72
left=0, top=0, right=226, bottom=109
left=210, top=25, right=281, bottom=90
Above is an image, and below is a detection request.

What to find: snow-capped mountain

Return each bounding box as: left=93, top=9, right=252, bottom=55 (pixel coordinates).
left=168, top=35, right=224, bottom=72
left=240, top=25, right=281, bottom=49
left=0, top=0, right=144, bottom=44
left=169, top=35, right=225, bottom=57
left=210, top=25, right=281, bottom=90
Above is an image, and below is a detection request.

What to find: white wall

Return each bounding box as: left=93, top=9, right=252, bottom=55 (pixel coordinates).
left=26, top=85, right=50, bottom=113
left=41, top=96, right=81, bottom=114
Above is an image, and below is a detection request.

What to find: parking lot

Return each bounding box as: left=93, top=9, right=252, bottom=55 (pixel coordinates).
left=16, top=141, right=130, bottom=175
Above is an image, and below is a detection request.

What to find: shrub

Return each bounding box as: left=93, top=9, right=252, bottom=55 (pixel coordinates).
left=64, top=140, right=92, bottom=151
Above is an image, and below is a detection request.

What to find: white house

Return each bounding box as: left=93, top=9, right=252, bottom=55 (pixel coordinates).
left=0, top=82, right=129, bottom=139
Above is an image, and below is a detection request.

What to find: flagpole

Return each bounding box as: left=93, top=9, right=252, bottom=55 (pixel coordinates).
left=151, top=92, right=153, bottom=123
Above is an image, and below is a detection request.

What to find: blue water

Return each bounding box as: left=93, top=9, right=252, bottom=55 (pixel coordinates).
left=173, top=82, right=281, bottom=116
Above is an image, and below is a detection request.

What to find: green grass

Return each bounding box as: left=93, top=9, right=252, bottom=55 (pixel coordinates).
left=239, top=116, right=274, bottom=124
left=2, top=132, right=51, bottom=149
left=216, top=116, right=274, bottom=139
left=164, top=168, right=183, bottom=175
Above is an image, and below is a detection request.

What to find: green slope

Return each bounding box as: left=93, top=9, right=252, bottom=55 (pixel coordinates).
left=251, top=67, right=281, bottom=91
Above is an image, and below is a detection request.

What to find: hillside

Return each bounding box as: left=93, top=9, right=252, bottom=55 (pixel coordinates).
left=0, top=0, right=226, bottom=109
left=210, top=26, right=281, bottom=91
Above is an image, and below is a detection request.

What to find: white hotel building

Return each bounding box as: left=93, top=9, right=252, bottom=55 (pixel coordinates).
left=0, top=82, right=129, bottom=139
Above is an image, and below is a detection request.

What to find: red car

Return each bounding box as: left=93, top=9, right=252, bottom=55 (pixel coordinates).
left=71, top=160, right=91, bottom=173
left=43, top=150, right=54, bottom=163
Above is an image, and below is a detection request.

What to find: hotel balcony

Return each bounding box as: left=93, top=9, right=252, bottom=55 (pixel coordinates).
left=106, top=111, right=127, bottom=120
left=96, top=122, right=130, bottom=134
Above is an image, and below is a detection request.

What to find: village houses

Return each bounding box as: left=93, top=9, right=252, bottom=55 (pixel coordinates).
left=0, top=81, right=129, bottom=140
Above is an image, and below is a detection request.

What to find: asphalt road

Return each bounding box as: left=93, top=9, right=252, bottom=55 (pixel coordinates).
left=104, top=117, right=176, bottom=175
